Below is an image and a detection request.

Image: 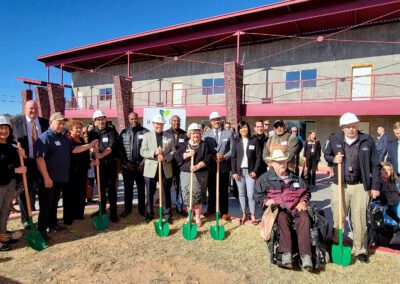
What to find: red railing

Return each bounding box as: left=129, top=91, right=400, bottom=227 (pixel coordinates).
left=65, top=73, right=400, bottom=110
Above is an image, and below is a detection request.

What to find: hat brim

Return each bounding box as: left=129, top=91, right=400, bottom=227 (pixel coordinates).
left=266, top=156, right=288, bottom=162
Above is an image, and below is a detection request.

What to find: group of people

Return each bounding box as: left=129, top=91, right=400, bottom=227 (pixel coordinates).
left=0, top=100, right=399, bottom=270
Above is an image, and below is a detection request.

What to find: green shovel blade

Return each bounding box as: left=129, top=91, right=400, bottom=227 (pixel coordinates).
left=24, top=219, right=46, bottom=251
left=182, top=210, right=198, bottom=241
left=93, top=202, right=109, bottom=231
left=210, top=212, right=225, bottom=241
left=154, top=208, right=169, bottom=237
left=332, top=229, right=352, bottom=267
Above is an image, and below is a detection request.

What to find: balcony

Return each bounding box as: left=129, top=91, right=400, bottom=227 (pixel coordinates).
left=65, top=73, right=400, bottom=118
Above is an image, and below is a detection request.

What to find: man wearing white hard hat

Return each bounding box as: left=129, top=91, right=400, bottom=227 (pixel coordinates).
left=88, top=110, right=120, bottom=223
left=202, top=111, right=233, bottom=221
left=140, top=114, right=174, bottom=223
left=324, top=112, right=380, bottom=263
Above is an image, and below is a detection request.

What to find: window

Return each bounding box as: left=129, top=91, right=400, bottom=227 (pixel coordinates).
left=285, top=69, right=317, bottom=90
left=99, top=88, right=112, bottom=101
left=202, top=78, right=225, bottom=95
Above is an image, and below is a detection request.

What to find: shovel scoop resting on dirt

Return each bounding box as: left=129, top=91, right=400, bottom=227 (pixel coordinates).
left=93, top=159, right=109, bottom=231
left=210, top=160, right=225, bottom=241
left=154, top=157, right=169, bottom=237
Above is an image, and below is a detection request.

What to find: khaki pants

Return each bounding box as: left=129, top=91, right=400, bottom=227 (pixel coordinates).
left=331, top=183, right=370, bottom=255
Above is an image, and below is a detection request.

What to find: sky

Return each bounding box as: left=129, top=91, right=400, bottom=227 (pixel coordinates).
left=0, top=0, right=277, bottom=115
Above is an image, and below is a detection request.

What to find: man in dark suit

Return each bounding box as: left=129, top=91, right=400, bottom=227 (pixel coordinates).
left=376, top=126, right=389, bottom=162
left=203, top=111, right=233, bottom=221
left=164, top=115, right=187, bottom=215
left=13, top=100, right=49, bottom=229
left=387, top=122, right=400, bottom=175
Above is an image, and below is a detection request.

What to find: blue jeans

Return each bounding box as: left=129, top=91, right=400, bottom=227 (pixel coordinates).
left=383, top=203, right=400, bottom=227
left=235, top=168, right=256, bottom=214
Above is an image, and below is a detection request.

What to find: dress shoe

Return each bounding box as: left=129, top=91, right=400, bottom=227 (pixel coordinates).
left=0, top=244, right=11, bottom=251
left=91, top=211, right=99, bottom=218
left=119, top=210, right=131, bottom=218
left=357, top=254, right=369, bottom=263
left=144, top=213, right=154, bottom=223
left=87, top=199, right=97, bottom=204
left=23, top=221, right=31, bottom=230
left=203, top=212, right=215, bottom=218
left=110, top=216, right=120, bottom=223
left=167, top=216, right=173, bottom=225
left=222, top=214, right=231, bottom=221
left=49, top=225, right=67, bottom=233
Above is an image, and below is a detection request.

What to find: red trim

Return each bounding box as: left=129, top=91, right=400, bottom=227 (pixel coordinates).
left=66, top=105, right=226, bottom=119
left=243, top=100, right=400, bottom=117
left=16, top=77, right=72, bottom=88
left=37, top=0, right=400, bottom=67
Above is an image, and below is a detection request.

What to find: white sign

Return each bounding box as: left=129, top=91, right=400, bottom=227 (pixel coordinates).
left=143, top=108, right=187, bottom=131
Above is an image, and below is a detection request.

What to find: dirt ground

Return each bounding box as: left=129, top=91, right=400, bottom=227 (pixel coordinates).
left=1, top=206, right=399, bottom=284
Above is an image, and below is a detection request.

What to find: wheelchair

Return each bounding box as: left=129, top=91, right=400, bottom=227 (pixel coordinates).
left=266, top=205, right=330, bottom=271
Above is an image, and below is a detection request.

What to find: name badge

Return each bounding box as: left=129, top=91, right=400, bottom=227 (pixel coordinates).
left=186, top=148, right=191, bottom=152
left=102, top=137, right=109, bottom=143
left=223, top=138, right=228, bottom=142
left=138, top=135, right=144, bottom=139
left=281, top=141, right=288, bottom=146
left=311, top=148, right=315, bottom=153
left=293, top=182, right=300, bottom=188
left=179, top=138, right=185, bottom=143
left=55, top=141, right=61, bottom=146
left=249, top=145, right=255, bottom=150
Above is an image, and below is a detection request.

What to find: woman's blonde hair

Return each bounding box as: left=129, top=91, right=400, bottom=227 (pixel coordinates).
left=380, top=162, right=400, bottom=183
left=67, top=120, right=83, bottom=131
left=306, top=130, right=317, bottom=142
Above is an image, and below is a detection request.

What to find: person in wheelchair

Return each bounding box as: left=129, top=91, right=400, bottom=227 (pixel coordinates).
left=255, top=149, right=313, bottom=270
left=377, top=162, right=400, bottom=228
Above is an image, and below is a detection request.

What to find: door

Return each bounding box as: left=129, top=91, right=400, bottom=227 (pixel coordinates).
left=351, top=65, right=372, bottom=101
left=172, top=82, right=183, bottom=106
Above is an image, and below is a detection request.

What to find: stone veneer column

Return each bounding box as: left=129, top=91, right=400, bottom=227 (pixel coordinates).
left=113, top=76, right=132, bottom=132
left=34, top=87, right=50, bottom=120
left=47, top=84, right=65, bottom=114
left=224, top=62, right=244, bottom=128
left=21, top=89, right=33, bottom=111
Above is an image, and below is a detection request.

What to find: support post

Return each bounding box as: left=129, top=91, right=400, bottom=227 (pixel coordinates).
left=224, top=62, right=244, bottom=128
left=113, top=76, right=133, bottom=132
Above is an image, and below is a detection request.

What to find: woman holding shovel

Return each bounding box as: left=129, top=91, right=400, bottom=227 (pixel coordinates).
left=175, top=123, right=211, bottom=227
left=0, top=116, right=26, bottom=251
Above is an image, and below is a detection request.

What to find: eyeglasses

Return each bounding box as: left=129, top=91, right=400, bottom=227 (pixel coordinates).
left=264, top=124, right=270, bottom=126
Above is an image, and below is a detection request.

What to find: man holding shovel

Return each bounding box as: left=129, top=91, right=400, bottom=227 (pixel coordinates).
left=324, top=112, right=380, bottom=263
left=36, top=113, right=97, bottom=241
left=140, top=114, right=174, bottom=224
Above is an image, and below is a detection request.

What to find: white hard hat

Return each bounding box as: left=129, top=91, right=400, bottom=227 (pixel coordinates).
left=187, top=123, right=200, bottom=132
left=0, top=115, right=11, bottom=126
left=209, top=111, right=221, bottom=120
left=92, top=110, right=106, bottom=120
left=152, top=114, right=165, bottom=124
left=339, top=112, right=359, bottom=126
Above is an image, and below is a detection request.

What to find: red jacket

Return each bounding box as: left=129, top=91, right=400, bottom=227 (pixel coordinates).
left=254, top=169, right=310, bottom=212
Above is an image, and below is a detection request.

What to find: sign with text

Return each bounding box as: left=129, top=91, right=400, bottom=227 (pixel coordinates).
left=143, top=108, right=187, bottom=131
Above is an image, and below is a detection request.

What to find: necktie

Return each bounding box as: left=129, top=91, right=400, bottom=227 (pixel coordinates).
left=215, top=130, right=219, bottom=144
left=31, top=121, right=38, bottom=155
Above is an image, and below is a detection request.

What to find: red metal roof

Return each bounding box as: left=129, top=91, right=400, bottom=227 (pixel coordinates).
left=37, top=0, right=400, bottom=72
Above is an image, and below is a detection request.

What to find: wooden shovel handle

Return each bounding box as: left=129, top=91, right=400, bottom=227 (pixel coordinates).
left=337, top=152, right=342, bottom=230
left=216, top=159, right=220, bottom=212
left=17, top=143, right=32, bottom=217
left=96, top=159, right=102, bottom=202
left=158, top=146, right=162, bottom=209
left=189, top=155, right=194, bottom=210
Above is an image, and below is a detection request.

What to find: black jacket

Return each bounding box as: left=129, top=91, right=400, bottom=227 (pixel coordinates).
left=89, top=126, right=119, bottom=163
left=164, top=128, right=187, bottom=175
left=324, top=131, right=380, bottom=191
left=387, top=139, right=399, bottom=174
left=231, top=136, right=261, bottom=176
left=303, top=140, right=322, bottom=161
left=13, top=115, right=49, bottom=158
left=379, top=180, right=400, bottom=206
left=119, top=124, right=148, bottom=167
left=252, top=134, right=268, bottom=176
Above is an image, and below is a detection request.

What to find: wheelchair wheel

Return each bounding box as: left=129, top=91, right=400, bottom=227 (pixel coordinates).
left=268, top=228, right=277, bottom=264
